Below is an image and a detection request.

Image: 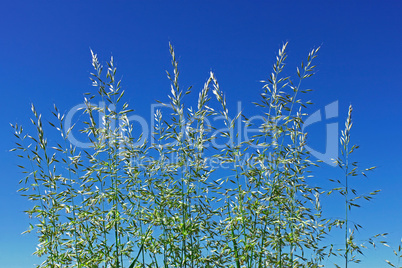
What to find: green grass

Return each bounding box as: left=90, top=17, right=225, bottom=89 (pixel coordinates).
left=11, top=42, right=393, bottom=267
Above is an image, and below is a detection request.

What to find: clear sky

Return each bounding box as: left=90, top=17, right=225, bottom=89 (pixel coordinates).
left=1, top=1, right=401, bottom=267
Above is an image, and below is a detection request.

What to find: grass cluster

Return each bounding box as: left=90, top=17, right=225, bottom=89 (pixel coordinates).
left=11, top=43, right=393, bottom=267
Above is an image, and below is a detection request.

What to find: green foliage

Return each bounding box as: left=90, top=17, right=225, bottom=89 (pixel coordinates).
left=12, top=43, right=389, bottom=267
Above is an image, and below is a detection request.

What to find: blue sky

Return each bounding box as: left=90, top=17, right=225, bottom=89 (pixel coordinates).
left=1, top=1, right=401, bottom=267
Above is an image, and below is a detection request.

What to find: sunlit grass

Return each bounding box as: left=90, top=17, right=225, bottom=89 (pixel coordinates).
left=11, top=42, right=393, bottom=267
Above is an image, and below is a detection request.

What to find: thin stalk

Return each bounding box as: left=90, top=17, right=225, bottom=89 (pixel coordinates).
left=54, top=105, right=82, bottom=267
left=34, top=105, right=59, bottom=266
left=341, top=105, right=353, bottom=268
left=64, top=142, right=81, bottom=267
left=227, top=204, right=241, bottom=268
